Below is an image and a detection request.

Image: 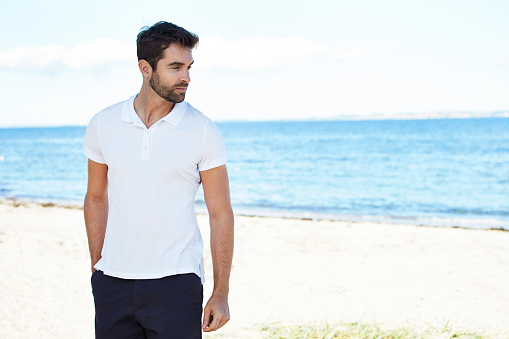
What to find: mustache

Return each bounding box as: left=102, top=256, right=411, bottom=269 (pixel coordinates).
left=173, top=82, right=188, bottom=88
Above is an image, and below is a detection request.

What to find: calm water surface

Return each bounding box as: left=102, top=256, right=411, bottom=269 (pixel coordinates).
left=0, top=118, right=508, bottom=229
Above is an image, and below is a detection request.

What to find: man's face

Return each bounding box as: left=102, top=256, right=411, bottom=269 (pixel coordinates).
left=149, top=44, right=194, bottom=103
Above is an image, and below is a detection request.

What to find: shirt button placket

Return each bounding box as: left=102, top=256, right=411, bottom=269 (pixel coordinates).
left=141, top=129, right=150, bottom=161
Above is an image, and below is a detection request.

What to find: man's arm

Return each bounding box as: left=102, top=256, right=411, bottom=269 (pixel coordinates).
left=200, top=165, right=234, bottom=332
left=84, top=159, right=109, bottom=273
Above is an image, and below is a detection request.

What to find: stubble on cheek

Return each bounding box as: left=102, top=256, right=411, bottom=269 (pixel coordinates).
left=149, top=73, right=187, bottom=103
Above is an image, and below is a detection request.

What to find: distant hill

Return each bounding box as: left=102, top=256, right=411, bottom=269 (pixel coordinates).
left=328, top=110, right=509, bottom=121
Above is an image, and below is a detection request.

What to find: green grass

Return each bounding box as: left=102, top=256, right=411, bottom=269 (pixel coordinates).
left=259, top=321, right=488, bottom=339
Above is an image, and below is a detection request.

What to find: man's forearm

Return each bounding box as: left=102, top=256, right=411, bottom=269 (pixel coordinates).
left=209, top=211, right=234, bottom=297
left=84, top=194, right=108, bottom=271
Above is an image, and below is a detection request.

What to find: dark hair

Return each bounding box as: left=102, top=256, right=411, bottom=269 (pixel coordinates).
left=137, top=21, right=199, bottom=71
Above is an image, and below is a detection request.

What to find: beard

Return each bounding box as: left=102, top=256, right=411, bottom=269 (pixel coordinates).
left=149, top=72, right=187, bottom=103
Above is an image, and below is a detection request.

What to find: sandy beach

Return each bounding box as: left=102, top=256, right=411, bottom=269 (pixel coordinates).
left=1, top=199, right=508, bottom=338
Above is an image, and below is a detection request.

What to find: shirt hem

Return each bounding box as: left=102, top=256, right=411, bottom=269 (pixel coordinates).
left=84, top=149, right=106, bottom=164
left=199, top=158, right=227, bottom=172
left=95, top=266, right=204, bottom=283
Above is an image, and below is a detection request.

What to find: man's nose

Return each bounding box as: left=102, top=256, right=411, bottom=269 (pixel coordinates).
left=181, top=70, right=191, bottom=84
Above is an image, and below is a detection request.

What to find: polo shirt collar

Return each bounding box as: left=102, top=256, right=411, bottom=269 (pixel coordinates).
left=121, top=94, right=188, bottom=127
left=160, top=100, right=187, bottom=126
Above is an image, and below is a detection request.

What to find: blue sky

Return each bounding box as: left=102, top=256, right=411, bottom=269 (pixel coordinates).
left=0, top=0, right=508, bottom=126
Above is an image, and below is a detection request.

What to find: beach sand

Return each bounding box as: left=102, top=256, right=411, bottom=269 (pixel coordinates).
left=1, top=199, right=508, bottom=338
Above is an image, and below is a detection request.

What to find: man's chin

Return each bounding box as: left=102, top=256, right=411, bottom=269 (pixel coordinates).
left=162, top=94, right=185, bottom=103
left=171, top=96, right=185, bottom=103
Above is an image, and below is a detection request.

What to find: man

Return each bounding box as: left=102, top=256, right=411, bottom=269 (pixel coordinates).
left=83, top=21, right=234, bottom=338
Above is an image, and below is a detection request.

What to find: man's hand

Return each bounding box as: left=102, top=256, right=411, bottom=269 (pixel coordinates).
left=201, top=293, right=230, bottom=332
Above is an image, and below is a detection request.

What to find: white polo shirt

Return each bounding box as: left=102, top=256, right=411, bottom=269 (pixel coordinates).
left=84, top=95, right=227, bottom=283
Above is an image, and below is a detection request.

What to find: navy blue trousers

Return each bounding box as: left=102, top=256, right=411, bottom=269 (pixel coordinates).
left=91, top=271, right=203, bottom=339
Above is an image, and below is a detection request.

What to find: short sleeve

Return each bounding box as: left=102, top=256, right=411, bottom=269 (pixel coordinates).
left=83, top=113, right=106, bottom=164
left=198, top=120, right=227, bottom=171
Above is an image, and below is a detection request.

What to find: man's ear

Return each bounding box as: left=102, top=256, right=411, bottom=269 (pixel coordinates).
left=138, top=60, right=152, bottom=78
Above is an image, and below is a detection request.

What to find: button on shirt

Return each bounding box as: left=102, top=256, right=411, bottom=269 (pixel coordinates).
left=84, top=95, right=227, bottom=283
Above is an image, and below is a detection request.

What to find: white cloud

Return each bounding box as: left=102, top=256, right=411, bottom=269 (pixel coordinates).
left=0, top=44, right=67, bottom=70
left=0, top=36, right=361, bottom=73
left=386, top=44, right=419, bottom=54
left=331, top=48, right=363, bottom=60
left=195, top=35, right=332, bottom=71
left=62, top=39, right=135, bottom=69
left=0, top=38, right=136, bottom=72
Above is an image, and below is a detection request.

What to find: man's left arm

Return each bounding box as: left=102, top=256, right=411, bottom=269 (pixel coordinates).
left=200, top=164, right=234, bottom=332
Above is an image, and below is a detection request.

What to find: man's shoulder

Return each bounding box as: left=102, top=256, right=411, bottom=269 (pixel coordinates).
left=88, top=96, right=132, bottom=126
left=184, top=102, right=213, bottom=126
left=100, top=100, right=125, bottom=114
left=96, top=97, right=130, bottom=119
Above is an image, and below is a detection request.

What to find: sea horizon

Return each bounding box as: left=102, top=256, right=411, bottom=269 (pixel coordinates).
left=1, top=113, right=508, bottom=129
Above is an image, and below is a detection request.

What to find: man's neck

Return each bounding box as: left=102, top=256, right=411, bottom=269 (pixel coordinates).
left=133, top=86, right=176, bottom=129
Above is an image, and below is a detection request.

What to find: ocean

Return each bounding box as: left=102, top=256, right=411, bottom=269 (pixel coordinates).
left=0, top=118, right=508, bottom=230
